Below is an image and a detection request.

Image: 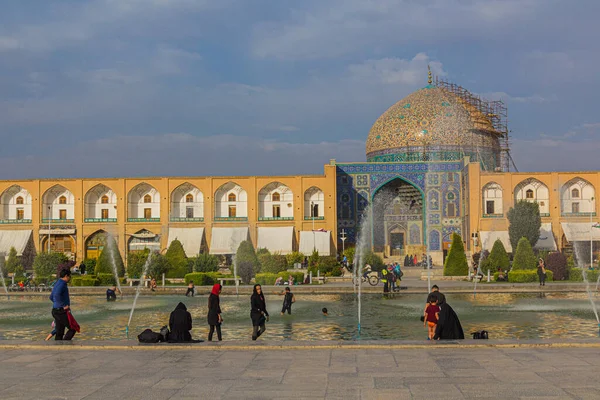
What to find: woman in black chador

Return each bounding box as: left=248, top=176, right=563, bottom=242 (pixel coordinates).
left=168, top=302, right=193, bottom=342
left=432, top=293, right=464, bottom=340
left=207, top=284, right=223, bottom=341
left=250, top=284, right=269, bottom=340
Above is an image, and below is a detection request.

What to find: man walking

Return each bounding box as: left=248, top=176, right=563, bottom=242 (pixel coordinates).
left=50, top=269, right=76, bottom=340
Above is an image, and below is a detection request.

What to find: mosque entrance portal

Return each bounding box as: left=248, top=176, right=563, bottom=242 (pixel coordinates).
left=373, top=178, right=424, bottom=258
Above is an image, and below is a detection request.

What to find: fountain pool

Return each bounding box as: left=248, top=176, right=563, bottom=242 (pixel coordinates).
left=1, top=292, right=599, bottom=341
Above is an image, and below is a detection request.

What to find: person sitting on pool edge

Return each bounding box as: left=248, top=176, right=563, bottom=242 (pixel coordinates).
left=106, top=286, right=121, bottom=301
left=168, top=302, right=201, bottom=343
left=186, top=281, right=195, bottom=297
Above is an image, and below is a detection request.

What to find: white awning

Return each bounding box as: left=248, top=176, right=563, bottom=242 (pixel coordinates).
left=536, top=223, right=557, bottom=251
left=209, top=227, right=249, bottom=255
left=480, top=230, right=512, bottom=253
left=482, top=224, right=558, bottom=252
left=167, top=227, right=204, bottom=257
left=0, top=230, right=33, bottom=256
left=299, top=230, right=331, bottom=256
left=257, top=227, right=294, bottom=254
left=561, top=222, right=600, bottom=242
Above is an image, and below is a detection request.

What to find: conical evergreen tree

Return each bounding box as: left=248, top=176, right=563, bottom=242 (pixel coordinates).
left=165, top=239, right=189, bottom=278
left=482, top=239, right=510, bottom=274
left=511, top=237, right=537, bottom=270
left=95, top=235, right=125, bottom=276
left=443, top=233, right=468, bottom=276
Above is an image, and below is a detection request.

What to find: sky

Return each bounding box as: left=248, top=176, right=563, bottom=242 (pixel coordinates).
left=1, top=0, right=599, bottom=179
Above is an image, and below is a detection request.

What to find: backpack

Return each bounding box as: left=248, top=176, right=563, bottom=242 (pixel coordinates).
left=137, top=329, right=162, bottom=343
left=471, top=330, right=489, bottom=340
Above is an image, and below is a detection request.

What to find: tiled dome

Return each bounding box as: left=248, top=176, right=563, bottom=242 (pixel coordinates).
left=366, top=85, right=501, bottom=162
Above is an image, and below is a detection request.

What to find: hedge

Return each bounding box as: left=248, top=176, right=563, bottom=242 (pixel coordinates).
left=184, top=272, right=223, bottom=286
left=72, top=277, right=99, bottom=286
left=34, top=276, right=52, bottom=285
left=255, top=271, right=305, bottom=285
left=507, top=270, right=553, bottom=283
left=568, top=268, right=599, bottom=282
left=277, top=271, right=305, bottom=284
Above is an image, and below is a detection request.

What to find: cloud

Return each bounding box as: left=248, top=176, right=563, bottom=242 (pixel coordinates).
left=346, top=53, right=445, bottom=85
left=0, top=36, right=19, bottom=51
left=512, top=137, right=600, bottom=171
left=0, top=133, right=365, bottom=179
left=480, top=92, right=558, bottom=104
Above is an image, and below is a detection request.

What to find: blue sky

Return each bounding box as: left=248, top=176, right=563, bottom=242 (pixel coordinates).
left=1, top=0, right=599, bottom=178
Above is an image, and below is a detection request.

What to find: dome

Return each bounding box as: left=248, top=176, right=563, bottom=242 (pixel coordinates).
left=366, top=84, right=503, bottom=168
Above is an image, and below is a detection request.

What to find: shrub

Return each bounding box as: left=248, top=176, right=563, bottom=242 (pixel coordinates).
left=238, top=261, right=254, bottom=284
left=568, top=268, right=599, bottom=282
left=360, top=250, right=385, bottom=272
left=309, top=250, right=320, bottom=268
left=285, top=251, right=304, bottom=267
left=508, top=200, right=542, bottom=251
left=512, top=237, right=537, bottom=270
left=259, top=251, right=289, bottom=274
left=508, top=270, right=553, bottom=283
left=190, top=253, right=219, bottom=273
left=127, top=249, right=150, bottom=279
left=444, top=233, right=468, bottom=276
left=184, top=272, right=219, bottom=286
left=81, top=277, right=99, bottom=286
left=235, top=241, right=258, bottom=277
left=97, top=273, right=117, bottom=285
left=255, top=273, right=278, bottom=285
left=165, top=239, right=189, bottom=278
left=83, top=258, right=96, bottom=274
left=343, top=247, right=356, bottom=266
left=277, top=271, right=305, bottom=284
left=34, top=276, right=51, bottom=285
left=148, top=254, right=170, bottom=279
left=33, top=252, right=68, bottom=278
left=6, top=247, right=19, bottom=273
left=57, top=260, right=75, bottom=277
left=95, top=236, right=125, bottom=276
left=545, top=252, right=568, bottom=280
left=310, top=256, right=342, bottom=277
left=482, top=239, right=510, bottom=274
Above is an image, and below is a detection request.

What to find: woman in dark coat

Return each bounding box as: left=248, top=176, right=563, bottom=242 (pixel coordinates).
left=207, top=284, right=223, bottom=341
left=168, top=302, right=193, bottom=342
left=433, top=297, right=464, bottom=340
left=250, top=284, right=269, bottom=340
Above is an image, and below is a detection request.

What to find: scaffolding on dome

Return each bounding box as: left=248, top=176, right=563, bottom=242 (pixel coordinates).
left=433, top=76, right=518, bottom=172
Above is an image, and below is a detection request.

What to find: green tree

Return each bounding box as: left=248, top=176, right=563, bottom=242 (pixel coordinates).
left=360, top=250, right=385, bottom=272
left=259, top=251, right=288, bottom=274
left=5, top=247, right=19, bottom=273
left=309, top=250, right=320, bottom=267
left=0, top=256, right=6, bottom=278
left=95, top=236, right=125, bottom=276
left=343, top=247, right=356, bottom=267
left=512, top=237, right=537, bottom=270
left=235, top=240, right=258, bottom=277
left=285, top=251, right=304, bottom=267
left=33, top=252, right=68, bottom=278
left=148, top=253, right=170, bottom=279
left=482, top=239, right=510, bottom=274
left=127, top=249, right=151, bottom=279
left=165, top=239, right=188, bottom=278
left=238, top=261, right=254, bottom=284
left=508, top=200, right=542, bottom=252
left=190, top=253, right=219, bottom=273
left=444, top=233, right=468, bottom=276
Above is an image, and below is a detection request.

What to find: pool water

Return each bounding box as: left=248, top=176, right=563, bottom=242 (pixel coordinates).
left=1, top=292, right=599, bottom=341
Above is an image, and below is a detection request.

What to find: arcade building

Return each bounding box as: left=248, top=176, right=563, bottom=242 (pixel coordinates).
left=0, top=71, right=598, bottom=269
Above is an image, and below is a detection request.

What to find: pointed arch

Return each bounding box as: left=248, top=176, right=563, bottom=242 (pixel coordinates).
left=42, top=184, right=75, bottom=221
left=561, top=177, right=596, bottom=215
left=127, top=228, right=160, bottom=254
left=170, top=182, right=204, bottom=221
left=259, top=182, right=293, bottom=219
left=85, top=184, right=117, bottom=221
left=304, top=186, right=324, bottom=219
left=214, top=182, right=247, bottom=219
left=482, top=181, right=503, bottom=216
left=85, top=229, right=109, bottom=260
left=515, top=178, right=550, bottom=215
left=0, top=185, right=32, bottom=222
left=128, top=182, right=160, bottom=221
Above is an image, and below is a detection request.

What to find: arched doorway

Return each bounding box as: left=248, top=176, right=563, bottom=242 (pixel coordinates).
left=42, top=235, right=76, bottom=259
left=85, top=230, right=109, bottom=260
left=372, top=178, right=424, bottom=257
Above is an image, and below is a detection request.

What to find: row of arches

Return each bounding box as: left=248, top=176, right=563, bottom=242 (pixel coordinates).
left=0, top=182, right=326, bottom=222
left=483, top=177, right=596, bottom=216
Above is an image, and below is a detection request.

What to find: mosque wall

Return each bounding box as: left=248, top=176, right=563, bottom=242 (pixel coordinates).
left=0, top=165, right=337, bottom=266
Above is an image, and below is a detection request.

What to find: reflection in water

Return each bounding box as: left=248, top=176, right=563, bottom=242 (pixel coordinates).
left=0, top=293, right=599, bottom=341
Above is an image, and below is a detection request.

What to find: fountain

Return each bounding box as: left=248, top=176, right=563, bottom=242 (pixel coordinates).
left=573, top=242, right=600, bottom=335
left=0, top=253, right=8, bottom=296
left=106, top=233, right=123, bottom=298
left=126, top=250, right=154, bottom=338
left=353, top=202, right=375, bottom=337
left=473, top=237, right=488, bottom=299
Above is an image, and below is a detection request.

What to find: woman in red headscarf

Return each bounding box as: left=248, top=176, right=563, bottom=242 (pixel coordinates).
left=207, top=284, right=223, bottom=341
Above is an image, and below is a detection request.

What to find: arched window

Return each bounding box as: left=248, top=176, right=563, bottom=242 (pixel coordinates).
left=525, top=189, right=534, bottom=199
left=16, top=196, right=24, bottom=205
left=272, top=192, right=280, bottom=202
left=571, top=188, right=580, bottom=198
left=185, top=194, right=194, bottom=203
left=101, top=195, right=109, bottom=204
left=143, top=194, right=152, bottom=203
left=228, top=193, right=236, bottom=202
left=59, top=196, right=67, bottom=204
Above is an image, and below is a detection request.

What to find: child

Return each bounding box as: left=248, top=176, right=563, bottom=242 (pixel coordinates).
left=424, top=297, right=440, bottom=340
left=279, top=287, right=295, bottom=315
left=186, top=281, right=195, bottom=297
left=45, top=321, right=56, bottom=341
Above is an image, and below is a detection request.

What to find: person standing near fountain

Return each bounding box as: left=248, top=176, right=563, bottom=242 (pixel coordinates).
left=279, top=287, right=296, bottom=315
left=251, top=284, right=269, bottom=340
left=49, top=269, right=77, bottom=340
left=537, top=258, right=547, bottom=286
left=432, top=293, right=464, bottom=340
left=106, top=286, right=120, bottom=301
left=207, top=284, right=223, bottom=341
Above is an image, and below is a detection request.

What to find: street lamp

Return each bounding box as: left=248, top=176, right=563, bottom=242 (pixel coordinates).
left=340, top=229, right=347, bottom=255
left=47, top=205, right=52, bottom=254
left=310, top=201, right=316, bottom=252
left=589, top=197, right=595, bottom=268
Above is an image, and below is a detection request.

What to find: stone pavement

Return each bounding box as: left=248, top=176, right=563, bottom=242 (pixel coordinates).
left=1, top=342, right=600, bottom=399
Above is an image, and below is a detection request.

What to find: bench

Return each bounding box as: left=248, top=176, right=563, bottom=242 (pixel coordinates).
left=314, top=277, right=326, bottom=284
left=218, top=277, right=242, bottom=286
left=128, top=278, right=151, bottom=287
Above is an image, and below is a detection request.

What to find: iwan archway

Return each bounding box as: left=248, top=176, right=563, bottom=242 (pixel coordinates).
left=371, top=177, right=425, bottom=258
